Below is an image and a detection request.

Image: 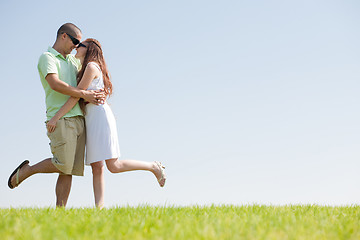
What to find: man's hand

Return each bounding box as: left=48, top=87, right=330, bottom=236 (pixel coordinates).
left=82, top=89, right=106, bottom=105
left=47, top=118, right=58, bottom=133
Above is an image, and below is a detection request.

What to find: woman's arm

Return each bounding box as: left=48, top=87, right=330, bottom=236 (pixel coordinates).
left=47, top=64, right=100, bottom=133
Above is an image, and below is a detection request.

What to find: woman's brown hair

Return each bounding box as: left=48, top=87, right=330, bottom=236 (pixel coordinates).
left=77, top=38, right=112, bottom=112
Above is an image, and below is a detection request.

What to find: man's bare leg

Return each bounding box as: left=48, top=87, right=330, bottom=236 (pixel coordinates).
left=9, top=158, right=61, bottom=188
left=9, top=158, right=72, bottom=207
left=56, top=175, right=72, bottom=207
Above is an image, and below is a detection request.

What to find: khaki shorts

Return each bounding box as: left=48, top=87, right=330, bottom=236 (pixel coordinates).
left=47, top=116, right=85, bottom=176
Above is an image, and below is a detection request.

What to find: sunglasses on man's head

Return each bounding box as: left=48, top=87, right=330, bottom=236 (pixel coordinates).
left=66, top=33, right=80, bottom=45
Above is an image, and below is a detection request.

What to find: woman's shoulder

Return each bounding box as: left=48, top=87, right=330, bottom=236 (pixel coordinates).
left=87, top=61, right=101, bottom=69
left=86, top=62, right=101, bottom=73
left=85, top=62, right=102, bottom=79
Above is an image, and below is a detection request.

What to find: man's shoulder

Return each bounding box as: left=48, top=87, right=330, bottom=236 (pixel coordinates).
left=38, top=51, right=56, bottom=63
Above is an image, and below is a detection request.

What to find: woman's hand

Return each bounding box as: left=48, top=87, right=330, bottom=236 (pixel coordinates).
left=47, top=118, right=58, bottom=133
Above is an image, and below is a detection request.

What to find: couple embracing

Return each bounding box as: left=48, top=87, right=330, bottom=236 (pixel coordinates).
left=8, top=23, right=166, bottom=209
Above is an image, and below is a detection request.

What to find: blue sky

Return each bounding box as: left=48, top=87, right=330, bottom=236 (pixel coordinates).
left=1, top=0, right=360, bottom=207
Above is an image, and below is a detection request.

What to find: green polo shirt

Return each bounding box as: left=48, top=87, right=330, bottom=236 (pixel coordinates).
left=38, top=47, right=83, bottom=120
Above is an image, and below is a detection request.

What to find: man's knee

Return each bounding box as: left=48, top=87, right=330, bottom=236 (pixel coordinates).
left=57, top=174, right=72, bottom=186
left=58, top=174, right=72, bottom=180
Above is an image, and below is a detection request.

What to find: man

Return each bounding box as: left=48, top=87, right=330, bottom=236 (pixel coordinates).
left=8, top=23, right=104, bottom=207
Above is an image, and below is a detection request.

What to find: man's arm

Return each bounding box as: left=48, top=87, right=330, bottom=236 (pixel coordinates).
left=45, top=73, right=104, bottom=104
left=46, top=64, right=101, bottom=132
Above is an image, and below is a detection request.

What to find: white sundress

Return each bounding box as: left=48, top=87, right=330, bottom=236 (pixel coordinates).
left=84, top=62, right=121, bottom=165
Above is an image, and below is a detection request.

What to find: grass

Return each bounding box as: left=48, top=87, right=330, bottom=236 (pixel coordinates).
left=0, top=205, right=359, bottom=240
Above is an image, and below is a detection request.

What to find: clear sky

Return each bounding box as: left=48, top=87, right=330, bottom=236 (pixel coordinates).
left=1, top=0, right=360, bottom=208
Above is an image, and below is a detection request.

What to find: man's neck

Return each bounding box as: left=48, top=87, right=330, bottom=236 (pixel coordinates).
left=52, top=42, right=67, bottom=58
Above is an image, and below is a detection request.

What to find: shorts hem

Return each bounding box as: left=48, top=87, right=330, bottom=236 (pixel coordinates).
left=51, top=158, right=84, bottom=176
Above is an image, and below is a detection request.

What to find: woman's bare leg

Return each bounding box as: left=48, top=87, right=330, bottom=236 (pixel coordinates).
left=105, top=159, right=153, bottom=173
left=105, top=158, right=166, bottom=186
left=91, top=161, right=105, bottom=209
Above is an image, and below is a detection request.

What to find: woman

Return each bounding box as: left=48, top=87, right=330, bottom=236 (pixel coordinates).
left=46, top=38, right=166, bottom=209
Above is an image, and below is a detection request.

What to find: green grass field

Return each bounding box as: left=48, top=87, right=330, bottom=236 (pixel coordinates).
left=1, top=205, right=359, bottom=240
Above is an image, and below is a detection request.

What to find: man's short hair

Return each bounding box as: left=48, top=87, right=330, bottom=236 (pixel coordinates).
left=57, top=23, right=81, bottom=38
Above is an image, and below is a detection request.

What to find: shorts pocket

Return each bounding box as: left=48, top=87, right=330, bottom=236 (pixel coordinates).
left=50, top=139, right=66, bottom=155
left=47, top=121, right=66, bottom=154
left=64, top=118, right=77, bottom=130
